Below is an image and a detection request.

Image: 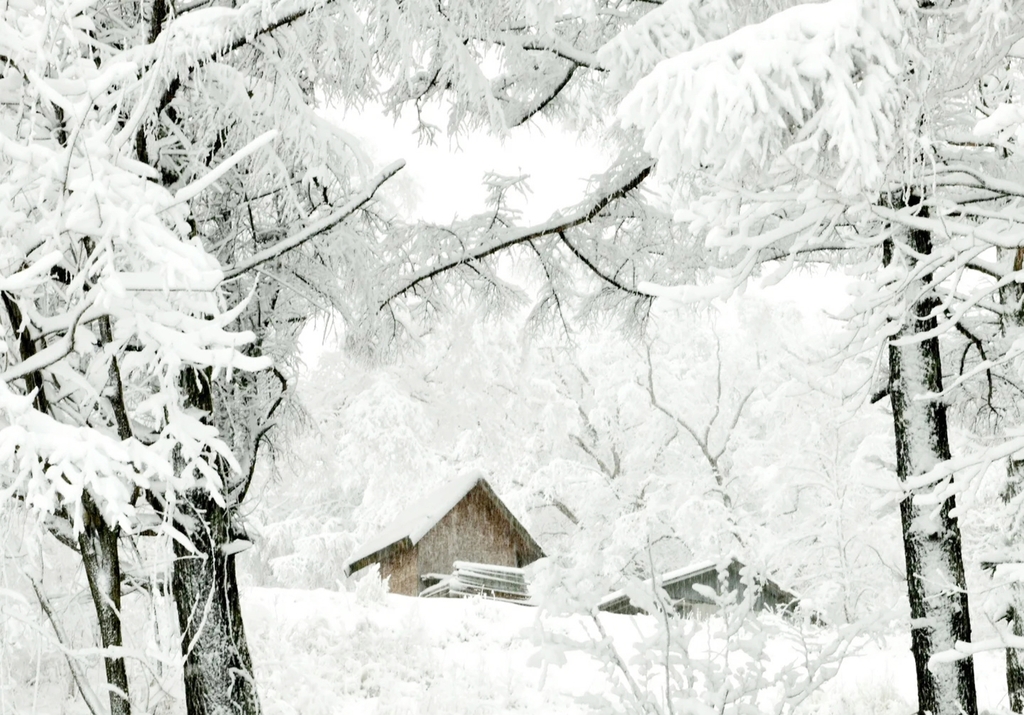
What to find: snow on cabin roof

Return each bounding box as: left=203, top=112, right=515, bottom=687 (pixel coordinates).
left=598, top=558, right=723, bottom=609
left=598, top=557, right=800, bottom=613
left=343, top=472, right=541, bottom=577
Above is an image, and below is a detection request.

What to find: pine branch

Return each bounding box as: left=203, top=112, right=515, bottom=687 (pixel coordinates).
left=381, top=161, right=655, bottom=307
left=515, top=37, right=605, bottom=70
left=222, top=160, right=405, bottom=280
left=509, top=64, right=578, bottom=127
left=557, top=230, right=648, bottom=297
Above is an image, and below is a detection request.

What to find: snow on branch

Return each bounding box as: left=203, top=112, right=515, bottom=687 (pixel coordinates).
left=0, top=292, right=96, bottom=384
left=0, top=383, right=173, bottom=533
left=898, top=433, right=1024, bottom=499
left=222, top=159, right=406, bottom=280
left=931, top=634, right=1024, bottom=665
left=134, top=0, right=318, bottom=66
left=170, top=129, right=278, bottom=207
left=597, top=0, right=730, bottom=92
left=618, top=0, right=904, bottom=195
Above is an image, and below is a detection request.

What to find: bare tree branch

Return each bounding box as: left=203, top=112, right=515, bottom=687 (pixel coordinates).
left=29, top=577, right=109, bottom=715
left=546, top=495, right=580, bottom=526
left=642, top=341, right=740, bottom=511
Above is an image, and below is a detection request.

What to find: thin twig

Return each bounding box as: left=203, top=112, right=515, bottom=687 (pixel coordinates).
left=648, top=542, right=675, bottom=715
left=28, top=576, right=108, bottom=715
left=591, top=610, right=661, bottom=715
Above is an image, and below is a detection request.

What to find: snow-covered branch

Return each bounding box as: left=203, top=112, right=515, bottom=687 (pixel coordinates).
left=0, top=293, right=95, bottom=385
left=382, top=159, right=654, bottom=307
left=170, top=130, right=279, bottom=207
left=222, top=160, right=406, bottom=280
left=618, top=0, right=903, bottom=195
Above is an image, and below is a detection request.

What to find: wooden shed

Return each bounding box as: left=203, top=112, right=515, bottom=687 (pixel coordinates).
left=343, top=473, right=545, bottom=597
left=598, top=558, right=799, bottom=618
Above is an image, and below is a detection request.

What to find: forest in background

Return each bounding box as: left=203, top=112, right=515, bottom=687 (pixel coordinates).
left=246, top=290, right=908, bottom=624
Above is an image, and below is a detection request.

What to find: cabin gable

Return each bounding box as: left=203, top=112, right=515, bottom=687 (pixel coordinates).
left=417, top=483, right=532, bottom=585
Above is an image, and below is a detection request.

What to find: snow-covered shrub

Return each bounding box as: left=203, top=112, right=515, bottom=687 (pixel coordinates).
left=534, top=563, right=868, bottom=715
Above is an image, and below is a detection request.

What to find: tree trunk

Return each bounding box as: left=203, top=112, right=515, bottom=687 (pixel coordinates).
left=172, top=367, right=260, bottom=715
left=886, top=197, right=978, bottom=715
left=1004, top=458, right=1024, bottom=713
left=1008, top=597, right=1024, bottom=714
left=1001, top=246, right=1024, bottom=712
left=79, top=494, right=131, bottom=715
left=172, top=487, right=259, bottom=715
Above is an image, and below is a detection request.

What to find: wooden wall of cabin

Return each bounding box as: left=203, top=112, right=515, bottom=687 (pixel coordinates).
left=417, top=484, right=523, bottom=581
left=379, top=546, right=419, bottom=596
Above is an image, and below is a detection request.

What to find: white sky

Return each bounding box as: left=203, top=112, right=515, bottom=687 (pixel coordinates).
left=329, top=104, right=613, bottom=223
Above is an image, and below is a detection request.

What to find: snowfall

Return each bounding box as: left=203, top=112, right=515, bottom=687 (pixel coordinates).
left=0, top=574, right=1013, bottom=715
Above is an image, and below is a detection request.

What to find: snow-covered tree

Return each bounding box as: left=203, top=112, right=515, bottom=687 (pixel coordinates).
left=593, top=2, right=1024, bottom=714
left=14, top=0, right=1024, bottom=713
left=0, top=1, right=404, bottom=713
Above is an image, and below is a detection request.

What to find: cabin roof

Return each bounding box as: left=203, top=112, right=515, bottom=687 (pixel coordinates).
left=344, top=472, right=544, bottom=576
left=598, top=557, right=797, bottom=612
left=598, top=559, right=722, bottom=611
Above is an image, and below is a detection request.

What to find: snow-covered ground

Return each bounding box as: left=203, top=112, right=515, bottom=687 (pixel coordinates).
left=244, top=586, right=1008, bottom=715
left=246, top=585, right=588, bottom=715
left=1, top=583, right=1012, bottom=714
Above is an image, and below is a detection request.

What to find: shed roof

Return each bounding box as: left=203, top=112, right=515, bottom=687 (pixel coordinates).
left=598, top=559, right=721, bottom=612
left=598, top=558, right=797, bottom=613
left=343, top=472, right=543, bottom=576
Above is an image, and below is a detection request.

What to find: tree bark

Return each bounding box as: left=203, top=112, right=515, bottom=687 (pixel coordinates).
left=172, top=488, right=259, bottom=715
left=4, top=291, right=133, bottom=715
left=172, top=367, right=260, bottom=715
left=1003, top=458, right=1024, bottom=713
left=1008, top=596, right=1024, bottom=714
left=886, top=196, right=978, bottom=715
left=79, top=494, right=131, bottom=715
left=1000, top=245, right=1024, bottom=712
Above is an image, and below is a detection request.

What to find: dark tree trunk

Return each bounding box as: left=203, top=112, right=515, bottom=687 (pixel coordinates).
left=79, top=494, right=131, bottom=715
left=172, top=367, right=260, bottom=715
left=1001, top=247, right=1024, bottom=712
left=172, top=487, right=259, bottom=715
left=7, top=289, right=134, bottom=715
left=1004, top=458, right=1024, bottom=713
left=886, top=197, right=977, bottom=715
left=1008, top=598, right=1024, bottom=714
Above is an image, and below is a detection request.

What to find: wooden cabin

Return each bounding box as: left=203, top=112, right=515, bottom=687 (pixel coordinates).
left=598, top=558, right=799, bottom=618
left=343, top=473, right=545, bottom=597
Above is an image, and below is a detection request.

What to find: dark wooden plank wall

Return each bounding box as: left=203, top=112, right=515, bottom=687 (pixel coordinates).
left=380, top=544, right=419, bottom=596
left=417, top=484, right=526, bottom=588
